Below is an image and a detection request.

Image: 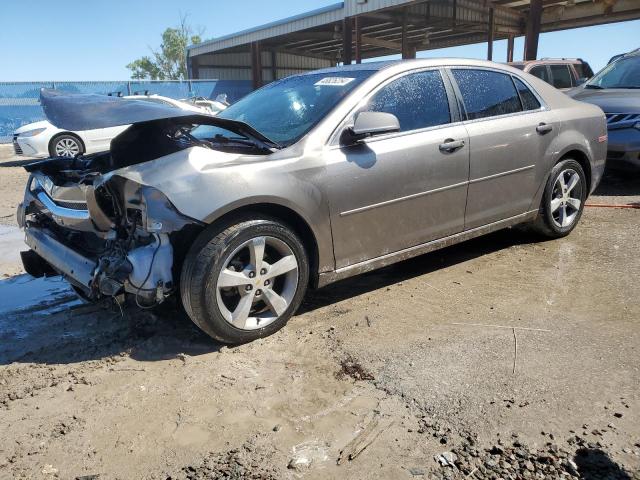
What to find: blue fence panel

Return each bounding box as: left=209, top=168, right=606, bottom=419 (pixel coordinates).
left=0, top=80, right=251, bottom=143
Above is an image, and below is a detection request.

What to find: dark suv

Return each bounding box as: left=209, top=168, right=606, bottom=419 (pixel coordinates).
left=509, top=58, right=594, bottom=91
left=568, top=50, right=640, bottom=169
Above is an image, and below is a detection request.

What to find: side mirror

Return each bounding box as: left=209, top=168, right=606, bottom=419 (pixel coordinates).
left=348, top=111, right=400, bottom=142
left=576, top=77, right=589, bottom=86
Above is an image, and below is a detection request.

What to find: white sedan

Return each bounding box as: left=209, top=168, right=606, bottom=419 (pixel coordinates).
left=12, top=94, right=213, bottom=158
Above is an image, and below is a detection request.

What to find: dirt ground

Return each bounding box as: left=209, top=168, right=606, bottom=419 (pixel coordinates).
left=0, top=144, right=639, bottom=479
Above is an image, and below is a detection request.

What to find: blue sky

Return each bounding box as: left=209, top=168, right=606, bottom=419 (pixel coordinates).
left=1, top=0, right=638, bottom=81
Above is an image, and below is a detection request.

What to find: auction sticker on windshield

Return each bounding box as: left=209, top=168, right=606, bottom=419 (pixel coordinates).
left=315, top=77, right=356, bottom=86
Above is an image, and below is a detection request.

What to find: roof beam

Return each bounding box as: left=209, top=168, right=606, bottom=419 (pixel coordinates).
left=541, top=0, right=640, bottom=30
left=361, top=34, right=402, bottom=51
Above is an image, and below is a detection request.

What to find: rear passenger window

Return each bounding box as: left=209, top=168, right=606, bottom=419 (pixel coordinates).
left=513, top=77, right=541, bottom=111
left=362, top=70, right=450, bottom=132
left=550, top=65, right=573, bottom=88
left=452, top=69, right=522, bottom=120
left=529, top=66, right=550, bottom=83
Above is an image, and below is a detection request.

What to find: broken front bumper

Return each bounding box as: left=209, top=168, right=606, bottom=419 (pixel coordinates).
left=24, top=225, right=95, bottom=288
left=21, top=223, right=174, bottom=303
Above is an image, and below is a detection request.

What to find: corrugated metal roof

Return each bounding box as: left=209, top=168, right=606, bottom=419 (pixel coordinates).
left=189, top=2, right=345, bottom=56
left=344, top=0, right=414, bottom=17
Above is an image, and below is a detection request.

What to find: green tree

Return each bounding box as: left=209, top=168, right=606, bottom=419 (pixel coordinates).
left=127, top=15, right=203, bottom=80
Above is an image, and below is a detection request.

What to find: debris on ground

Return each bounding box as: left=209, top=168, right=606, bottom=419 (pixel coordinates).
left=335, top=356, right=375, bottom=381
left=337, top=415, right=393, bottom=464
left=168, top=439, right=280, bottom=480
left=287, top=440, right=330, bottom=471
left=430, top=435, right=635, bottom=480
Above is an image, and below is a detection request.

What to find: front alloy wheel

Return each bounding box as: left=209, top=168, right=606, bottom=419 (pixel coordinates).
left=216, top=236, right=299, bottom=330
left=181, top=217, right=309, bottom=344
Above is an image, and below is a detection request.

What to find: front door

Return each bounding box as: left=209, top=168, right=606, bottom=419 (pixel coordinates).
left=324, top=69, right=470, bottom=269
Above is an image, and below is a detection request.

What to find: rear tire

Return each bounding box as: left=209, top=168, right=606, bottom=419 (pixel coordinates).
left=180, top=216, right=309, bottom=344
left=529, top=159, right=587, bottom=238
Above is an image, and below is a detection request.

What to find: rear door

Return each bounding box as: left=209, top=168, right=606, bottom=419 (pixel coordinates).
left=325, top=69, right=470, bottom=268
left=448, top=68, right=559, bottom=229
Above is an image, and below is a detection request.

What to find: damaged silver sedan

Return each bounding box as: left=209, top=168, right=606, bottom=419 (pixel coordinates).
left=18, top=59, right=607, bottom=344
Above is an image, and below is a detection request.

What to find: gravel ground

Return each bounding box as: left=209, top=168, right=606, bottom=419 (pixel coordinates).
left=0, top=144, right=639, bottom=479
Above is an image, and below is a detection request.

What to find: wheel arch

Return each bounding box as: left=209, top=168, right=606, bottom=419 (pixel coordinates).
left=204, top=202, right=322, bottom=289
left=48, top=131, right=86, bottom=155
left=529, top=144, right=593, bottom=213
left=556, top=148, right=592, bottom=193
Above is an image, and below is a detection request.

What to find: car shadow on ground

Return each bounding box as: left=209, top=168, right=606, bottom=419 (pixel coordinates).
left=574, top=448, right=632, bottom=480
left=1, top=228, right=535, bottom=367
left=301, top=228, right=537, bottom=314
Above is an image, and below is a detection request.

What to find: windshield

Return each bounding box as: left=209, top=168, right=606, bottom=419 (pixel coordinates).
left=202, top=70, right=375, bottom=147
left=586, top=55, right=640, bottom=89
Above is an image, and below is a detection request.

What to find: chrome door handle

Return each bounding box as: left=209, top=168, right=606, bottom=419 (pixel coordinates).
left=536, top=123, right=553, bottom=135
left=439, top=139, right=465, bottom=153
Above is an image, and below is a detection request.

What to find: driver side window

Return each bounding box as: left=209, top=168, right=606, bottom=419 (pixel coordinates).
left=359, top=70, right=451, bottom=132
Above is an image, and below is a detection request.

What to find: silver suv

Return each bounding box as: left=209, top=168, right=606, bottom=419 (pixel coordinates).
left=509, top=58, right=594, bottom=91
left=18, top=59, right=606, bottom=344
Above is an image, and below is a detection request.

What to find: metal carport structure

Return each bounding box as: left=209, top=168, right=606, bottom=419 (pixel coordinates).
left=187, top=0, right=640, bottom=88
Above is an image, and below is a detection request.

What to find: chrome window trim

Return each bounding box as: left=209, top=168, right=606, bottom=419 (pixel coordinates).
left=446, top=66, right=548, bottom=126
left=326, top=66, right=457, bottom=147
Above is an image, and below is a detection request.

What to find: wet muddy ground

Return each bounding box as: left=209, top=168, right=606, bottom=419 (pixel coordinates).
left=1, top=145, right=639, bottom=479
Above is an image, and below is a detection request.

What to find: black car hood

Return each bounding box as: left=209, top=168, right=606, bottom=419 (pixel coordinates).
left=567, top=87, right=640, bottom=114
left=39, top=88, right=280, bottom=148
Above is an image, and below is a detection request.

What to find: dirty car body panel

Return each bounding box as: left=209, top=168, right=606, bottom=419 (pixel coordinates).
left=18, top=59, right=606, bottom=340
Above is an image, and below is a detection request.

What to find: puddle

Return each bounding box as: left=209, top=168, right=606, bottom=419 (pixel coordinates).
left=0, top=224, right=24, bottom=270
left=0, top=274, right=80, bottom=317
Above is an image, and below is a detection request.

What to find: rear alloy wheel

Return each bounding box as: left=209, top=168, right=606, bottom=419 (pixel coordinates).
left=529, top=159, right=587, bottom=238
left=549, top=168, right=583, bottom=229
left=50, top=135, right=83, bottom=158
left=181, top=217, right=309, bottom=344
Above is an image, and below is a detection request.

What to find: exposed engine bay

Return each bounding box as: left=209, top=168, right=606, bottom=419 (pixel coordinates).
left=18, top=89, right=278, bottom=307
left=19, top=148, right=201, bottom=307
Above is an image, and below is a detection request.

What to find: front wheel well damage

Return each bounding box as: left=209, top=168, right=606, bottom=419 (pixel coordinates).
left=202, top=204, right=320, bottom=289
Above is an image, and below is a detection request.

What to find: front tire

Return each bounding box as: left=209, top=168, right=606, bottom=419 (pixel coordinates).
left=180, top=217, right=309, bottom=344
left=49, top=134, right=84, bottom=158
left=529, top=159, right=587, bottom=238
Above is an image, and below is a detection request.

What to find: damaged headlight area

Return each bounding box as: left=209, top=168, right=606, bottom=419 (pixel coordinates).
left=19, top=167, right=202, bottom=308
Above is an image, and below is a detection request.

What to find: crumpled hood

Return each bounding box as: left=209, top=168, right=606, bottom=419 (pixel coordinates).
left=40, top=88, right=212, bottom=131
left=39, top=88, right=280, bottom=149
left=567, top=87, right=640, bottom=114
left=105, top=146, right=267, bottom=223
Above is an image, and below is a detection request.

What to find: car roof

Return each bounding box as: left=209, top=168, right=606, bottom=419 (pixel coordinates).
left=509, top=59, right=582, bottom=66
left=301, top=58, right=524, bottom=76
